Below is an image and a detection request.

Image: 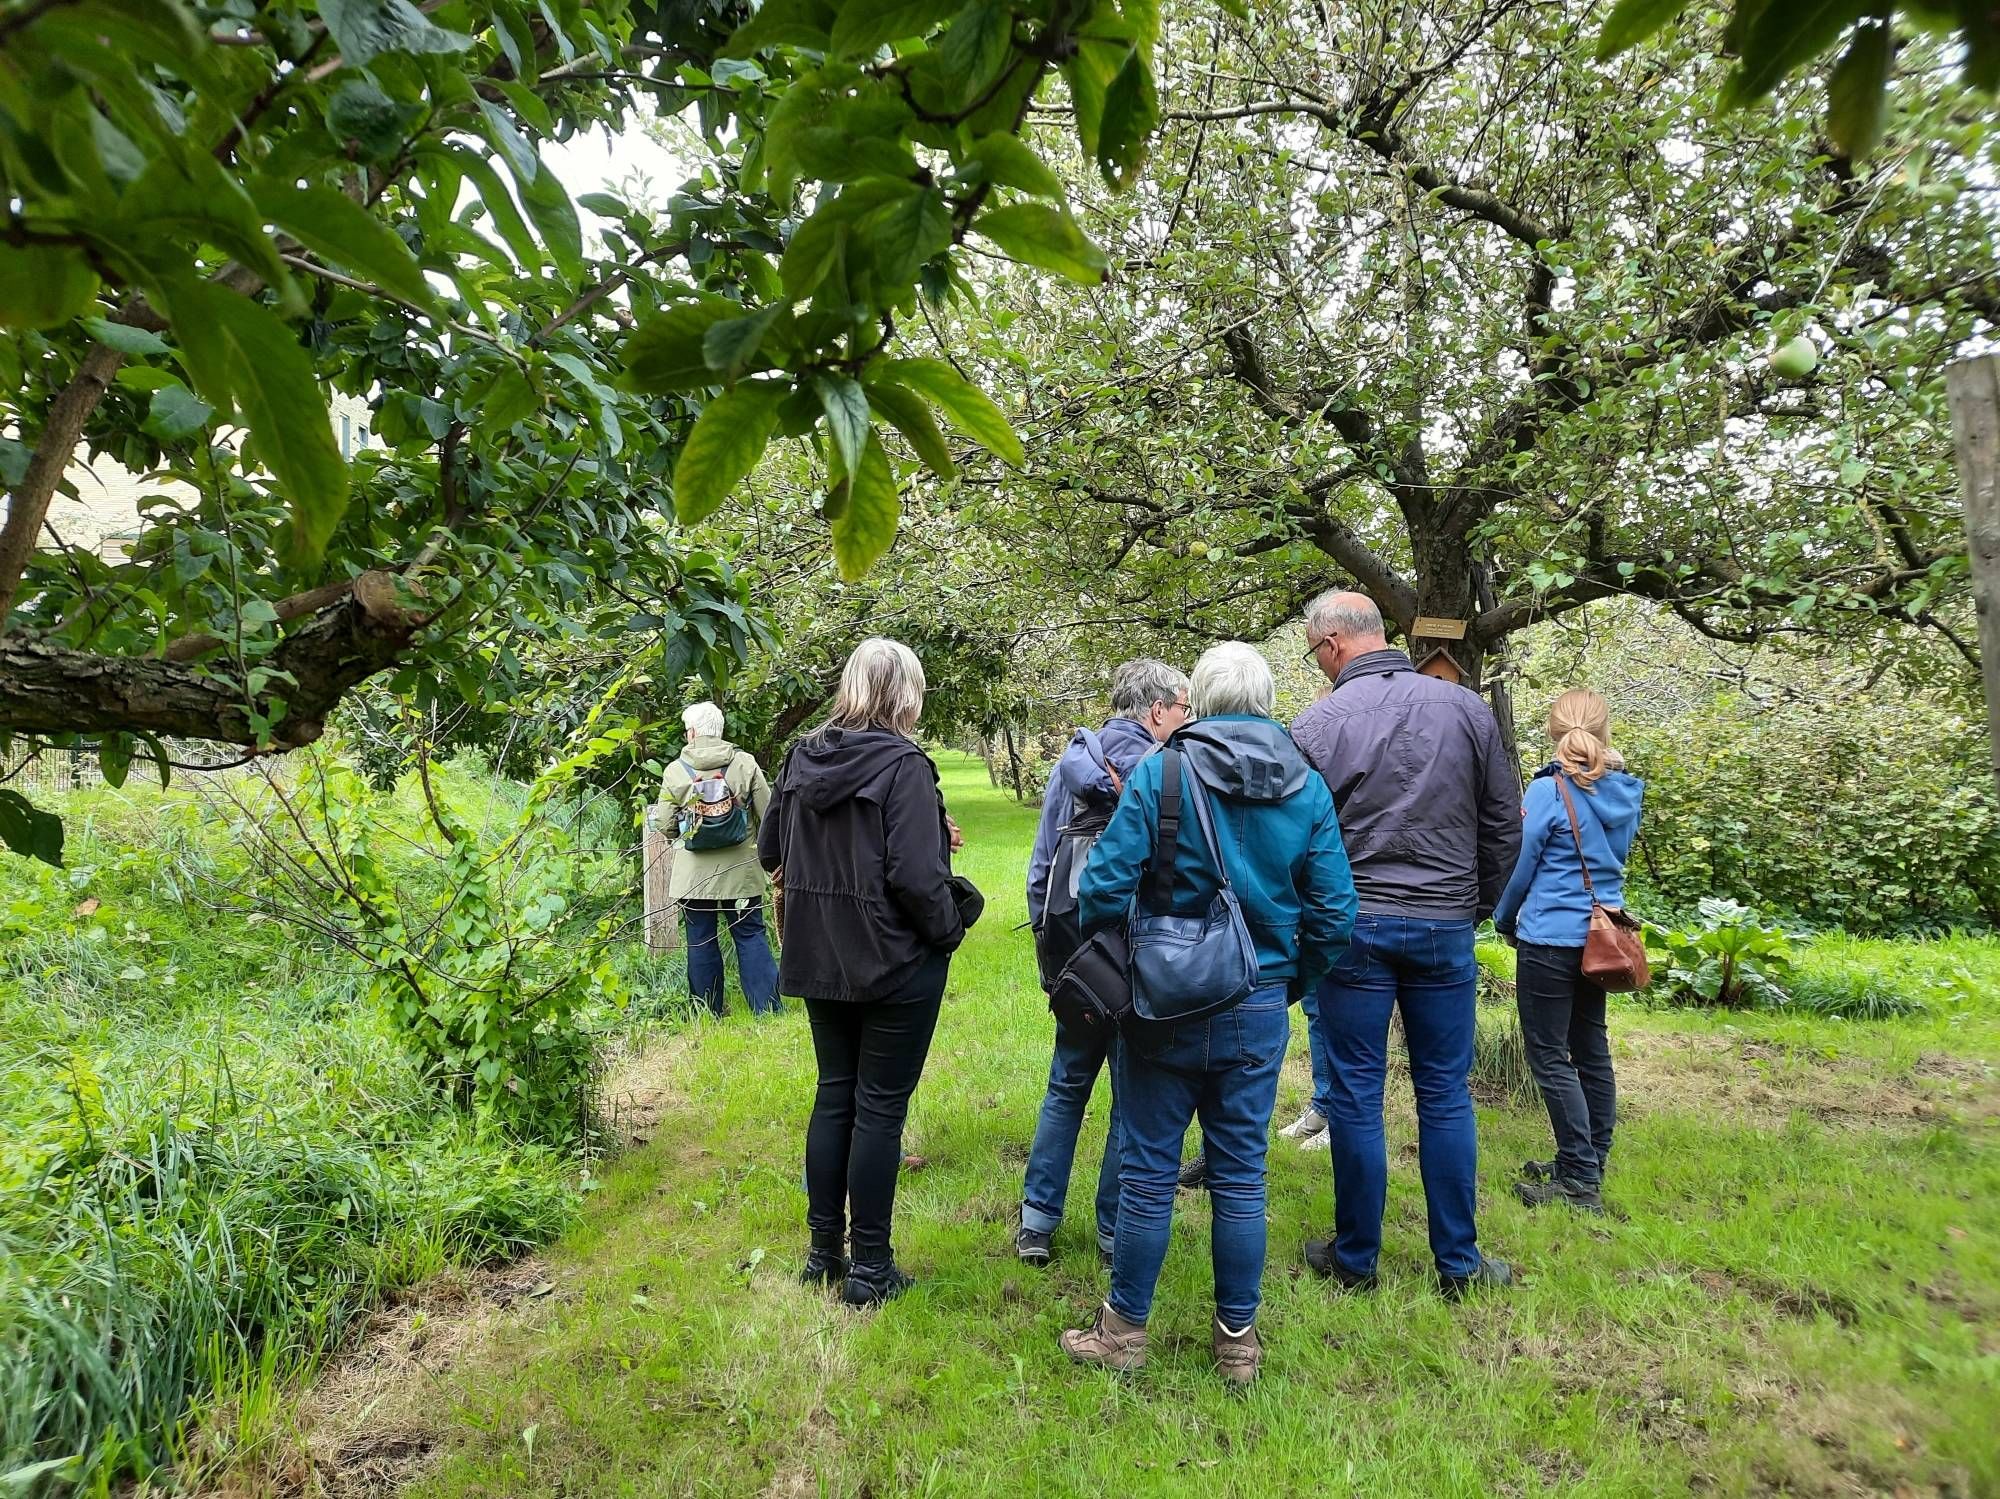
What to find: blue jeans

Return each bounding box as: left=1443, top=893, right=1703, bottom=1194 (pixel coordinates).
left=1300, top=983, right=1335, bottom=1122
left=1021, top=1018, right=1121, bottom=1251
left=1316, top=915, right=1481, bottom=1279
left=1110, top=984, right=1288, bottom=1328
left=685, top=900, right=781, bottom=1016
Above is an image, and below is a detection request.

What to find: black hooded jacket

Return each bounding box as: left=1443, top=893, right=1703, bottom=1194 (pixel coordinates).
left=758, top=728, right=965, bottom=1001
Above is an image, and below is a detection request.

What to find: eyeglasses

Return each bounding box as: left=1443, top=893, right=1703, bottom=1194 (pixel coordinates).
left=1301, top=636, right=1333, bottom=664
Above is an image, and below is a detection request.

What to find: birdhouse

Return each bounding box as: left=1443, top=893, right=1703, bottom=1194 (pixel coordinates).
left=1414, top=645, right=1465, bottom=685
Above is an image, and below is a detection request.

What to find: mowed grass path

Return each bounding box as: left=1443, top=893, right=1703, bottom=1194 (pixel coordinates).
left=396, top=756, right=2000, bottom=1497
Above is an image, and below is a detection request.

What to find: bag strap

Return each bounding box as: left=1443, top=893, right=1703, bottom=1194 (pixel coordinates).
left=1177, top=753, right=1233, bottom=891
left=1146, top=748, right=1183, bottom=910
left=1551, top=771, right=1599, bottom=903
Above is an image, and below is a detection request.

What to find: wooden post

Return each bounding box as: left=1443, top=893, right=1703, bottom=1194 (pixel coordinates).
left=642, top=804, right=679, bottom=954
left=1946, top=355, right=2000, bottom=799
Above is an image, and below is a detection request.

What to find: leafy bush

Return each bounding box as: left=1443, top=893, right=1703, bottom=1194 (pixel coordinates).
left=1621, top=695, right=1998, bottom=934
left=1649, top=898, right=1797, bottom=1008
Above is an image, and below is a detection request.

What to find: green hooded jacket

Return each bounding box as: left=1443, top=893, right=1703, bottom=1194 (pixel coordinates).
left=659, top=737, right=773, bottom=905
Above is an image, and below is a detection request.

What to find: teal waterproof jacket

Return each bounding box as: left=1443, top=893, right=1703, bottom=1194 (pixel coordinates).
left=1077, top=714, right=1357, bottom=994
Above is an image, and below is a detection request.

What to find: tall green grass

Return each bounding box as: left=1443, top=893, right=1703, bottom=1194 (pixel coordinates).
left=0, top=764, right=630, bottom=1491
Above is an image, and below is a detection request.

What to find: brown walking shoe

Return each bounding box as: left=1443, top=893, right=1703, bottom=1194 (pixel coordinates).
left=1060, top=1303, right=1148, bottom=1372
left=1212, top=1318, right=1262, bottom=1386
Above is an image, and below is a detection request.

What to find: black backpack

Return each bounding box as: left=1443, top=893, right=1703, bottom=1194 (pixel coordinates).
left=1047, top=751, right=1184, bottom=1035
left=1034, top=728, right=1152, bottom=990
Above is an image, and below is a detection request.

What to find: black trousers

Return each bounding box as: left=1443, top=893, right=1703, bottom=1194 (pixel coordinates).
left=803, top=952, right=949, bottom=1263
left=1514, top=942, right=1616, bottom=1188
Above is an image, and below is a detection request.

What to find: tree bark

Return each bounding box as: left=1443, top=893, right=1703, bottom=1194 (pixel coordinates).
left=0, top=570, right=426, bottom=747
left=1946, top=354, right=2000, bottom=801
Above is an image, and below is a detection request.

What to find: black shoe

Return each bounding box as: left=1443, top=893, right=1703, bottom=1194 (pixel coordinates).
left=1016, top=1227, right=1052, bottom=1267
left=1514, top=1178, right=1605, bottom=1214
left=1440, top=1256, right=1514, bottom=1302
left=1520, top=1158, right=1557, bottom=1182
left=1177, top=1152, right=1208, bottom=1191
left=1303, top=1239, right=1378, bottom=1290
left=800, top=1244, right=847, bottom=1287
left=841, top=1260, right=914, bottom=1308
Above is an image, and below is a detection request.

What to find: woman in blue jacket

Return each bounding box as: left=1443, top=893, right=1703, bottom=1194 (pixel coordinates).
left=1493, top=690, right=1644, bottom=1215
left=1058, top=643, right=1356, bottom=1386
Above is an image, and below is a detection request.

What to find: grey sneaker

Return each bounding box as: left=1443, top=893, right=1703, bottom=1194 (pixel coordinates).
left=1177, top=1152, right=1208, bottom=1191
left=1061, top=1303, right=1149, bottom=1372
left=1440, top=1256, right=1514, bottom=1302
left=1298, top=1128, right=1333, bottom=1153
left=1015, top=1226, right=1052, bottom=1266
left=1303, top=1238, right=1378, bottom=1289
left=1212, top=1318, right=1262, bottom=1386
left=1278, top=1105, right=1328, bottom=1140
left=1514, top=1178, right=1605, bottom=1214
left=1520, top=1158, right=1557, bottom=1182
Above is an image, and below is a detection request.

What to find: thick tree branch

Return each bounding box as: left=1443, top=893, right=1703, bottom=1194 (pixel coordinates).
left=0, top=343, right=124, bottom=629
left=0, top=572, right=428, bottom=746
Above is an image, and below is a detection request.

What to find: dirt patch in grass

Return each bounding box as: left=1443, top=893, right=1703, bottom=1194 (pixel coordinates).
left=1691, top=1269, right=1862, bottom=1328
left=1614, top=1031, right=1998, bottom=1133
left=601, top=1030, right=697, bottom=1148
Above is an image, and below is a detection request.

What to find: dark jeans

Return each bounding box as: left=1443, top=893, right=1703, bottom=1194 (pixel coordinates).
left=1111, top=984, right=1288, bottom=1328
left=685, top=900, right=780, bottom=1016
left=1020, top=1017, right=1121, bottom=1252
left=1514, top=942, right=1615, bottom=1188
left=802, top=951, right=949, bottom=1263
left=1316, top=914, right=1482, bottom=1280
left=1300, top=982, right=1335, bottom=1122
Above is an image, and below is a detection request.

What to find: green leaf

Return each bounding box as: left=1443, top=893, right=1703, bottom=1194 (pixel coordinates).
left=126, top=150, right=297, bottom=312
left=673, top=383, right=787, bottom=523
left=1826, top=21, right=1892, bottom=158
left=1595, top=0, right=1690, bottom=58
left=862, top=183, right=953, bottom=284
left=0, top=438, right=29, bottom=487
left=517, top=163, right=584, bottom=282
left=251, top=182, right=441, bottom=314
left=80, top=316, right=169, bottom=354
left=1723, top=0, right=1873, bottom=107
left=477, top=366, right=541, bottom=432
left=963, top=134, right=1065, bottom=200
left=724, top=0, right=840, bottom=55
left=831, top=430, right=900, bottom=579
left=973, top=203, right=1110, bottom=284
left=326, top=78, right=424, bottom=163
left=815, top=374, right=872, bottom=474
left=477, top=98, right=539, bottom=183
left=142, top=383, right=214, bottom=441
left=870, top=357, right=1023, bottom=465
left=866, top=381, right=955, bottom=478
left=620, top=297, right=745, bottom=393
left=98, top=735, right=131, bottom=790
left=160, top=280, right=349, bottom=561
left=318, top=0, right=474, bottom=66
left=0, top=245, right=99, bottom=330
left=935, top=0, right=1014, bottom=106
left=0, top=788, right=64, bottom=867
left=703, top=304, right=787, bottom=380
left=448, top=146, right=543, bottom=271
left=780, top=210, right=848, bottom=300
left=1096, top=48, right=1158, bottom=190
left=829, top=0, right=963, bottom=57
left=1062, top=36, right=1128, bottom=156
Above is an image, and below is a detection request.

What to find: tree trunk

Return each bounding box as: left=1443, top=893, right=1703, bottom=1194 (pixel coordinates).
left=1001, top=722, right=1025, bottom=801
left=1408, top=519, right=1483, bottom=688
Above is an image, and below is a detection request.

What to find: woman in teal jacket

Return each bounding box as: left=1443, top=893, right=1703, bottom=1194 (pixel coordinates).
left=1493, top=690, right=1644, bottom=1214
left=1058, top=642, right=1355, bottom=1387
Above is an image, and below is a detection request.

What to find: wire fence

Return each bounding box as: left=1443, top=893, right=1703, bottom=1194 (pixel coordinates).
left=0, top=740, right=261, bottom=799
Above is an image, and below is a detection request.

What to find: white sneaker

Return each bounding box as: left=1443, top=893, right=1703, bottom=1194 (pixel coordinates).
left=1278, top=1106, right=1327, bottom=1141
left=1298, top=1127, right=1333, bottom=1152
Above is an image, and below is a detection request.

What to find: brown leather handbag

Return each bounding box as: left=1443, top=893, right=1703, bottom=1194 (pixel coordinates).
left=1553, top=771, right=1651, bottom=993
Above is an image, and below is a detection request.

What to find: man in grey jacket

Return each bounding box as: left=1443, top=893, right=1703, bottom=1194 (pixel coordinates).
left=1290, top=591, right=1521, bottom=1299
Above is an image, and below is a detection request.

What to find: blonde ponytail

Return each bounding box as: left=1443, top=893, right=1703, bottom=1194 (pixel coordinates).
left=1548, top=689, right=1621, bottom=789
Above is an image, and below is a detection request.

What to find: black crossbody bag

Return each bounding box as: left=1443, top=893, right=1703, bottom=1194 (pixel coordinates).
left=1046, top=753, right=1184, bottom=1035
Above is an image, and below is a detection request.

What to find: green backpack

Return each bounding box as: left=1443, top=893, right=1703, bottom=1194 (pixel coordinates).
left=677, top=758, right=751, bottom=850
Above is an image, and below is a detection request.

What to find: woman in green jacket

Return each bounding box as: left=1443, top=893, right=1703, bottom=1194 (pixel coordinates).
left=659, top=701, right=780, bottom=1016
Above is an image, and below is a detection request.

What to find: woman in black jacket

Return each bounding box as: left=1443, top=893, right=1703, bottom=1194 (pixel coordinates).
left=759, top=637, right=966, bottom=1306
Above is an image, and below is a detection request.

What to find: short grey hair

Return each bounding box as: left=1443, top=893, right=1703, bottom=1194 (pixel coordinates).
left=1306, top=589, right=1384, bottom=642
left=1108, top=658, right=1189, bottom=719
left=682, top=701, right=724, bottom=739
left=822, top=636, right=926, bottom=738
left=1188, top=642, right=1275, bottom=718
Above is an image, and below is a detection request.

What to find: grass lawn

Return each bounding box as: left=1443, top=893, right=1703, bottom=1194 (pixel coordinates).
left=295, top=755, right=1999, bottom=1498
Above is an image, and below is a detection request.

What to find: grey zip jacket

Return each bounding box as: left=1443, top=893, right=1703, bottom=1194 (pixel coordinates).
left=1289, top=649, right=1521, bottom=921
